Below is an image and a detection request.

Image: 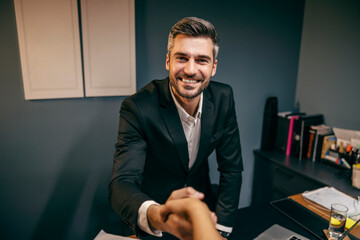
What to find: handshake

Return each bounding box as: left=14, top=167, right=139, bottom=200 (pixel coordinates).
left=147, top=187, right=224, bottom=240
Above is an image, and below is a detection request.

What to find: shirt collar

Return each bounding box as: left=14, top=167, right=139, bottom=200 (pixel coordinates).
left=169, top=83, right=203, bottom=121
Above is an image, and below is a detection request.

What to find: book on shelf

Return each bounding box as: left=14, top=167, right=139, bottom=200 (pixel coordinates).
left=306, top=124, right=333, bottom=161
left=306, top=128, right=317, bottom=159
left=320, top=134, right=337, bottom=160
left=274, top=113, right=326, bottom=160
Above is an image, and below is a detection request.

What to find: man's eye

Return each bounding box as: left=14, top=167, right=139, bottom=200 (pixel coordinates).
left=197, top=59, right=209, bottom=64
left=177, top=56, right=188, bottom=61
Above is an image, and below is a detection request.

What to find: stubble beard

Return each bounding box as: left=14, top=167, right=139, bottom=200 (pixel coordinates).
left=170, top=78, right=209, bottom=99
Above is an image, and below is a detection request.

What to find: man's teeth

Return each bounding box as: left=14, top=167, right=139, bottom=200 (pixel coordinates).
left=182, top=79, right=198, bottom=83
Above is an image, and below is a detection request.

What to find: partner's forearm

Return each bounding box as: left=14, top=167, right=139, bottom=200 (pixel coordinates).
left=188, top=202, right=222, bottom=240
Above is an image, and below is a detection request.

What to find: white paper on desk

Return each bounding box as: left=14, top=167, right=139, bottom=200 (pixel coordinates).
left=302, top=187, right=359, bottom=217
left=94, top=230, right=139, bottom=240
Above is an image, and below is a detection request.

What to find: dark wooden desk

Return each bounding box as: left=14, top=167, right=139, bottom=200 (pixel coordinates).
left=230, top=202, right=317, bottom=240
left=252, top=149, right=360, bottom=205
left=289, top=193, right=360, bottom=239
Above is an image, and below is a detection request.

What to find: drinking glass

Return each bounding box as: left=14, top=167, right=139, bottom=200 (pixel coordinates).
left=328, top=203, right=348, bottom=239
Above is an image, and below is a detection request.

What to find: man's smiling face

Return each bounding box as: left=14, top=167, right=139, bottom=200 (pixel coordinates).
left=166, top=34, right=217, bottom=102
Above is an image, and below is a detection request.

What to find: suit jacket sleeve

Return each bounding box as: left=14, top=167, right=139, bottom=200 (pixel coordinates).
left=215, top=87, right=243, bottom=228
left=108, top=97, right=151, bottom=233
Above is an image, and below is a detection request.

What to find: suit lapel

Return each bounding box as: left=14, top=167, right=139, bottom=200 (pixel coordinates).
left=158, top=78, right=190, bottom=172
left=191, top=88, right=215, bottom=172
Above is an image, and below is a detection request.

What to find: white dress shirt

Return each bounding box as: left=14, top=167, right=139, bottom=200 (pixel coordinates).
left=171, top=88, right=202, bottom=169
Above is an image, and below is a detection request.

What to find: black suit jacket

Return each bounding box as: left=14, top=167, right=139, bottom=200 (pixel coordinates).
left=109, top=77, right=243, bottom=234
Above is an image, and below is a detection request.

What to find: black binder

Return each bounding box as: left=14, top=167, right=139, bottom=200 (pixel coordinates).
left=294, top=114, right=324, bottom=160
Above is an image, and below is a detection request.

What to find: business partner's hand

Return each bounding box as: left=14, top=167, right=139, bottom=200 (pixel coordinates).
left=147, top=187, right=205, bottom=240
left=160, top=198, right=222, bottom=240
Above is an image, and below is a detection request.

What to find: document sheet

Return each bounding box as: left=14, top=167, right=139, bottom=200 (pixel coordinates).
left=302, top=187, right=359, bottom=217
left=94, top=230, right=138, bottom=240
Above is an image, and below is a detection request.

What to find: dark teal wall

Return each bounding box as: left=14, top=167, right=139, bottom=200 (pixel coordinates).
left=0, top=0, right=304, bottom=239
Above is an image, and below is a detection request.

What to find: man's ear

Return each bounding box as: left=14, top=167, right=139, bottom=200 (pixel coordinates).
left=211, top=59, right=218, bottom=77
left=165, top=53, right=170, bottom=71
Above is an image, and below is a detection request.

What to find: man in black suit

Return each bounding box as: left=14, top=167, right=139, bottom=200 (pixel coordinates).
left=109, top=17, right=243, bottom=239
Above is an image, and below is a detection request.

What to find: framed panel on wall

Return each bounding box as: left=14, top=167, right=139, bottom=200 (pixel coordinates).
left=14, top=0, right=136, bottom=100
left=81, top=0, right=136, bottom=97
left=14, top=0, right=84, bottom=100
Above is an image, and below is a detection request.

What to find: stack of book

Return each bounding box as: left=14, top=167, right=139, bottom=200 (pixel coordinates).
left=275, top=112, right=335, bottom=161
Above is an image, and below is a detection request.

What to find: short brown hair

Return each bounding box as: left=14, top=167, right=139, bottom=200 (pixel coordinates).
left=167, top=17, right=220, bottom=60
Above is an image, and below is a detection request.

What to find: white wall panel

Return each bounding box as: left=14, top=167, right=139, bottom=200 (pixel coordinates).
left=14, top=0, right=84, bottom=100
left=81, top=0, right=136, bottom=97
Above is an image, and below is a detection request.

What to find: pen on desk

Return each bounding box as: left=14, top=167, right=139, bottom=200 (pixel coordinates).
left=338, top=218, right=360, bottom=240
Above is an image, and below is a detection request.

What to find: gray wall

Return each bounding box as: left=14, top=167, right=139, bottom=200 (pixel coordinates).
left=0, top=0, right=304, bottom=239
left=295, top=0, right=360, bottom=130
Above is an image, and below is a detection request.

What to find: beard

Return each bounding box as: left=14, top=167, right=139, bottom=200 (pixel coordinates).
left=170, top=75, right=209, bottom=99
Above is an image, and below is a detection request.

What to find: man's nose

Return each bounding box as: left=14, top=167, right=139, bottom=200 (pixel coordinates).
left=184, top=59, right=196, bottom=76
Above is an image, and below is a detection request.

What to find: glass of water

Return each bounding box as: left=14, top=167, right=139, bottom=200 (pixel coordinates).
left=328, top=203, right=348, bottom=239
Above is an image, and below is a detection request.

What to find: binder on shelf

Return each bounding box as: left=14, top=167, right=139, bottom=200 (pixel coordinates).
left=291, top=118, right=302, bottom=157
left=286, top=115, right=300, bottom=156
left=275, top=112, right=304, bottom=152
left=275, top=112, right=291, bottom=151
left=297, top=114, right=324, bottom=160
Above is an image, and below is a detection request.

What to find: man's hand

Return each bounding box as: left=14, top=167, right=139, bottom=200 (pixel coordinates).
left=146, top=187, right=205, bottom=240
left=160, top=198, right=216, bottom=224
